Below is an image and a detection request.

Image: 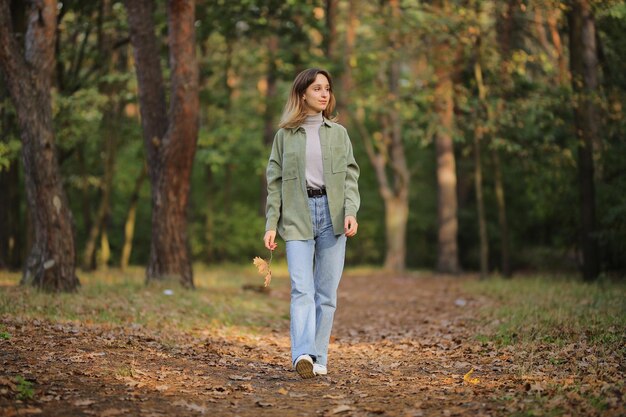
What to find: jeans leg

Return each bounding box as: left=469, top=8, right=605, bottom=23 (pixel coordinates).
left=286, top=239, right=317, bottom=365
left=313, top=208, right=346, bottom=366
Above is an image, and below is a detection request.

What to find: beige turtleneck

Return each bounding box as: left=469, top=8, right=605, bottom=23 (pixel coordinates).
left=302, top=112, right=325, bottom=190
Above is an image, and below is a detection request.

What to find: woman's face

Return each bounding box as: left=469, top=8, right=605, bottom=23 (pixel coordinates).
left=302, top=73, right=330, bottom=114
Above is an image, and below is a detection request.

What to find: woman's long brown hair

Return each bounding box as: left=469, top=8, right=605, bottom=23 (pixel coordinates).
left=278, top=68, right=337, bottom=129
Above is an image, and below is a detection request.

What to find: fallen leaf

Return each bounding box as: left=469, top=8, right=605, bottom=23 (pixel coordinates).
left=463, top=368, right=480, bottom=384
left=100, top=409, right=127, bottom=417
left=331, top=405, right=355, bottom=414
left=229, top=374, right=252, bottom=381
left=277, top=387, right=289, bottom=395
left=173, top=400, right=207, bottom=414
left=73, top=399, right=96, bottom=406
left=323, top=394, right=346, bottom=399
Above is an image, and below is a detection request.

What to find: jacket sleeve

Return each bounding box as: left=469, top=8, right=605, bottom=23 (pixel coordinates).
left=265, top=130, right=283, bottom=231
left=343, top=130, right=360, bottom=218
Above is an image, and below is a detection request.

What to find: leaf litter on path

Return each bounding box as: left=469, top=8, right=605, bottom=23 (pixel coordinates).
left=1, top=271, right=624, bottom=416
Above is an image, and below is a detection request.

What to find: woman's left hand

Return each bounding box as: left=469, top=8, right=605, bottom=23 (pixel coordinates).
left=344, top=216, right=358, bottom=237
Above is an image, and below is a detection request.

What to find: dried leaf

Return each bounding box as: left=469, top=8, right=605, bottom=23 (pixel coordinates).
left=253, top=255, right=272, bottom=287
left=73, top=399, right=96, bottom=407
left=253, top=257, right=270, bottom=276
left=463, top=368, right=480, bottom=384
left=331, top=405, right=355, bottom=414
left=229, top=374, right=252, bottom=381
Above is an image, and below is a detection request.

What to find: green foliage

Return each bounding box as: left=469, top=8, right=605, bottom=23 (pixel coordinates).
left=0, top=138, right=20, bottom=172
left=2, top=0, right=626, bottom=276
left=14, top=376, right=34, bottom=401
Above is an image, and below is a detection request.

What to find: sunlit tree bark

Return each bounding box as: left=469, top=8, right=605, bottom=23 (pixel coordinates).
left=126, top=0, right=199, bottom=287
left=0, top=0, right=79, bottom=291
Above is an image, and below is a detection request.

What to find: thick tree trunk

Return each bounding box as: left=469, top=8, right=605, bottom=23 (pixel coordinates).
left=0, top=0, right=79, bottom=291
left=568, top=0, right=600, bottom=281
left=434, top=52, right=460, bottom=274
left=120, top=165, right=147, bottom=271
left=126, top=0, right=199, bottom=288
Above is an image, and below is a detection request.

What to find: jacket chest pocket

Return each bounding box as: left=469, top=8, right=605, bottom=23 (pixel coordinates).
left=331, top=146, right=347, bottom=173
left=282, top=152, right=298, bottom=180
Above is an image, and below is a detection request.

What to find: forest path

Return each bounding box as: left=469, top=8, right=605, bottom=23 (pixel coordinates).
left=1, top=272, right=620, bottom=416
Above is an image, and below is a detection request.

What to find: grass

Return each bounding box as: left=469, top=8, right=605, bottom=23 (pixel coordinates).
left=0, top=263, right=291, bottom=336
left=464, top=275, right=626, bottom=350
left=2, top=266, right=624, bottom=350
left=14, top=376, right=34, bottom=401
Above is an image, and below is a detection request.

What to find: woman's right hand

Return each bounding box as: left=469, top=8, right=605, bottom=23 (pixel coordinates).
left=264, top=230, right=278, bottom=251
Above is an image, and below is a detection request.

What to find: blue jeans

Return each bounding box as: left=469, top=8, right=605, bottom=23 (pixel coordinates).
left=286, top=195, right=346, bottom=367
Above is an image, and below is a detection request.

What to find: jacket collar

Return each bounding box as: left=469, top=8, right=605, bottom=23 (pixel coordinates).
left=292, top=116, right=332, bottom=133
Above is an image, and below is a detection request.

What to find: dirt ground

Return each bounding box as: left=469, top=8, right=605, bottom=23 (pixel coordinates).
left=1, top=272, right=624, bottom=416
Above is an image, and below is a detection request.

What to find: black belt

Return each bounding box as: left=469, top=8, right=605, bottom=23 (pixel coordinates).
left=307, top=188, right=327, bottom=198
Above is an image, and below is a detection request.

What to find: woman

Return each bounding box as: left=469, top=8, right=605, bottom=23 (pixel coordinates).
left=264, top=68, right=360, bottom=379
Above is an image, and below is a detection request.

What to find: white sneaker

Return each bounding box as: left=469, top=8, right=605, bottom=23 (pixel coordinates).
left=313, top=364, right=327, bottom=376
left=294, top=354, right=315, bottom=379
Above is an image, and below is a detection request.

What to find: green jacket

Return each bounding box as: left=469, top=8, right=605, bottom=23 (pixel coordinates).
left=265, top=119, right=360, bottom=241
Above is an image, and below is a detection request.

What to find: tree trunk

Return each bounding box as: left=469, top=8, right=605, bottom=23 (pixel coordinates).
left=0, top=77, right=22, bottom=270
left=83, top=2, right=121, bottom=271
left=547, top=8, right=568, bottom=86
left=383, top=196, right=408, bottom=271
left=260, top=35, right=278, bottom=215
left=474, top=125, right=488, bottom=278
left=492, top=151, right=511, bottom=276
left=120, top=165, right=147, bottom=271
left=0, top=157, right=21, bottom=270
left=0, top=0, right=79, bottom=291
left=126, top=0, right=199, bottom=288
left=568, top=0, right=600, bottom=281
left=82, top=108, right=117, bottom=270
left=324, top=0, right=338, bottom=60
left=473, top=47, right=489, bottom=279
left=434, top=48, right=460, bottom=274
left=337, top=0, right=357, bottom=123
left=353, top=0, right=409, bottom=272
left=494, top=0, right=516, bottom=277
left=98, top=227, right=111, bottom=269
